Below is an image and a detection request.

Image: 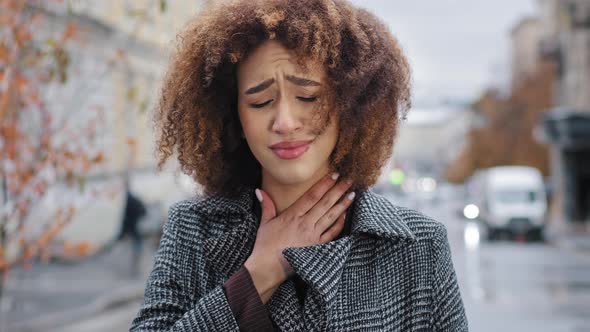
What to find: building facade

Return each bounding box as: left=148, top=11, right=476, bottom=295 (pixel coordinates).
left=23, top=1, right=207, bottom=251
left=537, top=0, right=590, bottom=233
left=511, top=17, right=543, bottom=89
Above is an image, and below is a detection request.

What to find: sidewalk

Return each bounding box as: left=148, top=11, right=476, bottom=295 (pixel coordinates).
left=546, top=220, right=590, bottom=254
left=552, top=233, right=590, bottom=253
left=0, top=238, right=158, bottom=332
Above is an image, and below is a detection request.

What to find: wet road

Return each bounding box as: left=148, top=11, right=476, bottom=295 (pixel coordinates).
left=419, top=200, right=590, bottom=332
left=45, top=300, right=142, bottom=332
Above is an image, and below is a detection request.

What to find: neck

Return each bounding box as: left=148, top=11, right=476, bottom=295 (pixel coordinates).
left=261, top=167, right=330, bottom=214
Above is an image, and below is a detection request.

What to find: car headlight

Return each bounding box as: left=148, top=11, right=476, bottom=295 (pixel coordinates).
left=463, top=204, right=480, bottom=219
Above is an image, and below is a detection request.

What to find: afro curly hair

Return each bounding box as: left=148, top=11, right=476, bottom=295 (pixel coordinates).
left=155, top=0, right=411, bottom=197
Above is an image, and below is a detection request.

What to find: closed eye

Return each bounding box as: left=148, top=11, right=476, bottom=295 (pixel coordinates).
left=297, top=96, right=318, bottom=102
left=249, top=96, right=317, bottom=108
left=250, top=100, right=273, bottom=108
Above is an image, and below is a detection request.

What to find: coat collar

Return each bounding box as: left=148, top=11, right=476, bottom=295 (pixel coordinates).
left=199, top=185, right=416, bottom=329
left=198, top=185, right=416, bottom=241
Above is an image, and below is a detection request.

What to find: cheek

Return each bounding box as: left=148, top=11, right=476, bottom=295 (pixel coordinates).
left=239, top=111, right=268, bottom=149
left=238, top=109, right=258, bottom=137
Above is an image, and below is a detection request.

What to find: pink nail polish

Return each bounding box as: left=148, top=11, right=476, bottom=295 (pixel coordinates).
left=255, top=188, right=263, bottom=203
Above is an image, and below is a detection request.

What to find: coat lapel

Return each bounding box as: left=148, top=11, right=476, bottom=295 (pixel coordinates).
left=201, top=188, right=259, bottom=279
left=278, top=235, right=354, bottom=330
left=282, top=236, right=353, bottom=304
left=276, top=190, right=416, bottom=330
left=265, top=278, right=306, bottom=331
left=199, top=186, right=417, bottom=331
left=202, top=222, right=257, bottom=278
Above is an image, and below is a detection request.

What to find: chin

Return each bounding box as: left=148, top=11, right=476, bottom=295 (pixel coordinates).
left=264, top=160, right=321, bottom=185
left=272, top=168, right=314, bottom=185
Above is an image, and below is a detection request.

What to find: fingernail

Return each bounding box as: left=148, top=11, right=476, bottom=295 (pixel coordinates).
left=331, top=172, right=339, bottom=180
left=347, top=192, right=355, bottom=200
left=345, top=178, right=353, bottom=184
left=255, top=188, right=263, bottom=203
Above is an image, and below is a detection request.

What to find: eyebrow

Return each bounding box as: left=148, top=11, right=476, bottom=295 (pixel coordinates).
left=244, top=75, right=321, bottom=95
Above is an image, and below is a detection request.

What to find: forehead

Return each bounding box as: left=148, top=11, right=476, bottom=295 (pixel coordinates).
left=237, top=40, right=324, bottom=82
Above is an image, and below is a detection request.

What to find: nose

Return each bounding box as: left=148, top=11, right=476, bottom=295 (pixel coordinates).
left=271, top=99, right=302, bottom=134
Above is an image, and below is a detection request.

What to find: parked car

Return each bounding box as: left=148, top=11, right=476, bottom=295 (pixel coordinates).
left=466, top=166, right=548, bottom=241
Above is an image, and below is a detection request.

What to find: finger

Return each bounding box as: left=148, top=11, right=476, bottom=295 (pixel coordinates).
left=305, top=179, right=353, bottom=224
left=256, top=188, right=276, bottom=224
left=319, top=212, right=346, bottom=244
left=285, top=172, right=339, bottom=218
left=315, top=191, right=354, bottom=234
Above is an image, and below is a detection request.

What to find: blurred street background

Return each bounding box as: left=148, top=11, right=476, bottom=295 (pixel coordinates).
left=1, top=0, right=589, bottom=331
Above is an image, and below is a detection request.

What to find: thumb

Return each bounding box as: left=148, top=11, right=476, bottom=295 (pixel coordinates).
left=255, top=188, right=276, bottom=223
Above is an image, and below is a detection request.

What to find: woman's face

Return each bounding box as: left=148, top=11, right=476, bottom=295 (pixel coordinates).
left=237, top=40, right=338, bottom=186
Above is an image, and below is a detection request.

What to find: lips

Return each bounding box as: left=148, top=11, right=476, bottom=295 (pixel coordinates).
left=270, top=139, right=313, bottom=160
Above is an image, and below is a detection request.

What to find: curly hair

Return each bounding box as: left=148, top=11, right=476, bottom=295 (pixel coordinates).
left=155, top=0, right=411, bottom=197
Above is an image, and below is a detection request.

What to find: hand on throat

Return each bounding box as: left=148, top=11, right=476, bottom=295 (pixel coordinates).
left=260, top=166, right=331, bottom=214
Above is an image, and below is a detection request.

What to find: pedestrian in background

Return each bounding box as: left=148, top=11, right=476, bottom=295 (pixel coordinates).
left=116, top=176, right=147, bottom=277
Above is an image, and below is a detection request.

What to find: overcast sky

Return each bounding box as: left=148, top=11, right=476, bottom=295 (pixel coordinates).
left=349, top=0, right=537, bottom=106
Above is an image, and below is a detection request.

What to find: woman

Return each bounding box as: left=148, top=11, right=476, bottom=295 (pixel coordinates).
left=131, top=0, right=468, bottom=331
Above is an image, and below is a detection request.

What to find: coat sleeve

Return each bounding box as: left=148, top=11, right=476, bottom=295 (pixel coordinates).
left=431, top=224, right=469, bottom=332
left=129, top=203, right=240, bottom=332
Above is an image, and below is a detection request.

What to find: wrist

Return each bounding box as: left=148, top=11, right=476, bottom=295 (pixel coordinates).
left=244, top=258, right=284, bottom=297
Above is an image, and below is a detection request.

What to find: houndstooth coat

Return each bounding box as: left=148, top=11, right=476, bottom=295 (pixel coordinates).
left=130, top=186, right=468, bottom=331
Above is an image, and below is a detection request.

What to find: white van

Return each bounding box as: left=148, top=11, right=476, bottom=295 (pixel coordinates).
left=467, top=166, right=547, bottom=241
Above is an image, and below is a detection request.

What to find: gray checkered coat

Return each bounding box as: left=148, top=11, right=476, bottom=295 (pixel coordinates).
left=130, top=186, right=468, bottom=331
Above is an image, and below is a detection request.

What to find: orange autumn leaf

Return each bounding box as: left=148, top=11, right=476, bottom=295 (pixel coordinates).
left=92, top=152, right=105, bottom=163
left=76, top=242, right=91, bottom=256
left=0, top=12, right=11, bottom=26
left=14, top=73, right=29, bottom=90
left=0, top=90, right=11, bottom=118
left=0, top=42, right=8, bottom=62
left=13, top=25, right=32, bottom=47
left=2, top=125, right=18, bottom=139
left=0, top=260, right=8, bottom=271
left=62, top=22, right=77, bottom=41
